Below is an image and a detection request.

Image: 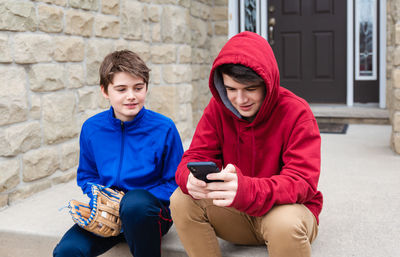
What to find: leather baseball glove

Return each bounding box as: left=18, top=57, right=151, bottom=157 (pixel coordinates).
left=68, top=184, right=125, bottom=237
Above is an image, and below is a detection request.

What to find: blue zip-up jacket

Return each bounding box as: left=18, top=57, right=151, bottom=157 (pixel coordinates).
left=77, top=107, right=183, bottom=203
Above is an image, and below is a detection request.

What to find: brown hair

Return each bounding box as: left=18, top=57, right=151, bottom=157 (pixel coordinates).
left=217, top=63, right=264, bottom=86
left=99, top=50, right=150, bottom=93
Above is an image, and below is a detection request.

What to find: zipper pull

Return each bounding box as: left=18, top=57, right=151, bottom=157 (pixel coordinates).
left=120, top=121, right=124, bottom=131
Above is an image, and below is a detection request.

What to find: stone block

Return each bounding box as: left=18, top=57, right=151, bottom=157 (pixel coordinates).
left=211, top=36, right=228, bottom=60
left=0, top=67, right=28, bottom=126
left=32, top=0, right=67, bottom=6
left=30, top=94, right=41, bottom=120
left=38, top=5, right=63, bottom=33
left=178, top=0, right=190, bottom=8
left=393, top=132, right=400, bottom=154
left=151, top=45, right=176, bottom=64
left=177, top=83, right=193, bottom=104
left=0, top=194, right=7, bottom=208
left=192, top=48, right=210, bottom=64
left=162, top=6, right=191, bottom=43
left=29, top=64, right=65, bottom=92
left=65, top=9, right=94, bottom=37
left=52, top=169, right=77, bottom=185
left=66, top=64, right=85, bottom=89
left=179, top=45, right=192, bottom=63
left=42, top=92, right=79, bottom=144
left=95, top=15, right=120, bottom=39
left=191, top=1, right=210, bottom=20
left=53, top=36, right=85, bottom=62
left=394, top=112, right=400, bottom=132
left=121, top=0, right=143, bottom=40
left=393, top=68, right=400, bottom=89
left=396, top=23, right=400, bottom=46
left=22, top=147, right=59, bottom=182
left=1, top=121, right=41, bottom=156
left=148, top=5, right=161, bottom=22
left=191, top=18, right=208, bottom=47
left=59, top=140, right=79, bottom=171
left=214, top=21, right=228, bottom=35
left=0, top=0, right=36, bottom=32
left=0, top=33, right=12, bottom=63
left=211, top=6, right=227, bottom=21
left=14, top=34, right=53, bottom=64
left=163, top=65, right=192, bottom=84
left=86, top=40, right=114, bottom=85
left=8, top=180, right=51, bottom=204
left=394, top=47, right=400, bottom=66
left=152, top=23, right=161, bottom=42
left=69, top=0, right=98, bottom=11
left=78, top=87, right=99, bottom=111
left=130, top=41, right=151, bottom=62
left=147, top=85, right=179, bottom=121
left=102, top=0, right=119, bottom=15
left=0, top=158, right=20, bottom=192
left=215, top=0, right=228, bottom=5
left=149, top=65, right=161, bottom=85
left=143, top=23, right=151, bottom=43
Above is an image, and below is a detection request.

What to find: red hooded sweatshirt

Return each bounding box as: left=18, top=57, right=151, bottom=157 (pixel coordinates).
left=175, top=31, right=323, bottom=223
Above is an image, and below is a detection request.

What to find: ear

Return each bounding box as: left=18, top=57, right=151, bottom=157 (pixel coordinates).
left=101, top=85, right=109, bottom=99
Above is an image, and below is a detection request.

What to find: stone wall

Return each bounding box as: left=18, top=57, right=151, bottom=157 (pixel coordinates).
left=388, top=0, right=400, bottom=154
left=0, top=0, right=228, bottom=208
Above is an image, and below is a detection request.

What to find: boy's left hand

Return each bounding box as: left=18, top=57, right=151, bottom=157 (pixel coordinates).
left=205, top=164, right=238, bottom=207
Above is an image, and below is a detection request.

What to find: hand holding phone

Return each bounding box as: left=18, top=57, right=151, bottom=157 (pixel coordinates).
left=187, top=161, right=223, bottom=183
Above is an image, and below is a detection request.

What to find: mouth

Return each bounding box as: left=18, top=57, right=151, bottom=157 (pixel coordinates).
left=239, top=104, right=253, bottom=111
left=124, top=103, right=138, bottom=109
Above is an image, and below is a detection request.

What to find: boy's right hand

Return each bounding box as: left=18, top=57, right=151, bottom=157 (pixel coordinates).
left=187, top=173, right=210, bottom=199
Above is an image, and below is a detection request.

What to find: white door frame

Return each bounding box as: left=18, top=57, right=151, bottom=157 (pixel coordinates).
left=228, top=0, right=387, bottom=108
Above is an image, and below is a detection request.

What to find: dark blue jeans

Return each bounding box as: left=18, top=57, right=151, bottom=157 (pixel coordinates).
left=53, top=189, right=172, bottom=257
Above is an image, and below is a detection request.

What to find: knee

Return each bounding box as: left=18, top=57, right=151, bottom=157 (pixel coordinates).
left=170, top=188, right=191, bottom=221
left=120, top=189, right=158, bottom=223
left=53, top=241, right=86, bottom=257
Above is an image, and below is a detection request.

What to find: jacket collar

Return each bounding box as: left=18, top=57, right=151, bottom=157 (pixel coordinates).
left=107, top=106, right=146, bottom=129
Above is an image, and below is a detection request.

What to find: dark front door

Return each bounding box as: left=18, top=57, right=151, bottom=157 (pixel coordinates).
left=268, top=0, right=347, bottom=103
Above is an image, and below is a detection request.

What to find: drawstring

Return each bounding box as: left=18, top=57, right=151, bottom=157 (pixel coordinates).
left=236, top=122, right=240, bottom=168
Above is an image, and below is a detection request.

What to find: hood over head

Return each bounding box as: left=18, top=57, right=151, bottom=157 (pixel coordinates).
left=210, top=31, right=280, bottom=124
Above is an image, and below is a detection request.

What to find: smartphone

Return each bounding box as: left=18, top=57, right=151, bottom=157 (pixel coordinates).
left=187, top=161, right=222, bottom=183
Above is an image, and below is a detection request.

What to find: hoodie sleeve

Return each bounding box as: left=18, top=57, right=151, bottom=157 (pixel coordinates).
left=148, top=123, right=184, bottom=201
left=175, top=102, right=223, bottom=194
left=76, top=124, right=101, bottom=200
left=230, top=118, right=321, bottom=217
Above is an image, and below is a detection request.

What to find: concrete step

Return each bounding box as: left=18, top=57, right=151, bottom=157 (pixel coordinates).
left=310, top=104, right=390, bottom=124
left=0, top=181, right=267, bottom=257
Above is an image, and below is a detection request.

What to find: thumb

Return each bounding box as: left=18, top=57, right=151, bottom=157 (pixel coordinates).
left=223, top=164, right=236, bottom=174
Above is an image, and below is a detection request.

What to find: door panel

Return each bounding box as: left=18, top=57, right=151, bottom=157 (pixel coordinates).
left=268, top=0, right=347, bottom=103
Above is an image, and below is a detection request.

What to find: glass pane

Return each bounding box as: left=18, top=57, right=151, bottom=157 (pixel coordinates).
left=355, top=0, right=377, bottom=80
left=245, top=0, right=257, bottom=32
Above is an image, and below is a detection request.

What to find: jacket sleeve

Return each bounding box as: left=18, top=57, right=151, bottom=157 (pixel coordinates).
left=230, top=119, right=321, bottom=217
left=175, top=102, right=223, bottom=194
left=148, top=123, right=184, bottom=201
left=76, top=124, right=100, bottom=200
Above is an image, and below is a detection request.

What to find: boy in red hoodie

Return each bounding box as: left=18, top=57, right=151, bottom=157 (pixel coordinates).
left=170, top=31, right=323, bottom=257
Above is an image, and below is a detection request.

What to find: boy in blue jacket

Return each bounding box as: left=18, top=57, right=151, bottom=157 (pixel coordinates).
left=54, top=50, right=184, bottom=257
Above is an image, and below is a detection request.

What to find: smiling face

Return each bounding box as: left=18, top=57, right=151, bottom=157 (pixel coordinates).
left=222, top=73, right=266, bottom=122
left=101, top=72, right=147, bottom=122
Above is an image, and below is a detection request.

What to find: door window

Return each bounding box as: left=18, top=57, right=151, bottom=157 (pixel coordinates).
left=355, top=0, right=377, bottom=80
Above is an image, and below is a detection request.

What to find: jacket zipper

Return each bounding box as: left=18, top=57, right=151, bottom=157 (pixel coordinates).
left=116, top=121, right=125, bottom=189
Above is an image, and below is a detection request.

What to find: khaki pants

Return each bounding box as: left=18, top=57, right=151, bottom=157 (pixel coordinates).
left=170, top=188, right=318, bottom=257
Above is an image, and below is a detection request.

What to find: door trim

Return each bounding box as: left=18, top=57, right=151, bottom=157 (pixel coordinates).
left=228, top=0, right=387, bottom=108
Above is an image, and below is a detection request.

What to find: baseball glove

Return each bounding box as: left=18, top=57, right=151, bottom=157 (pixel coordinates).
left=68, top=184, right=125, bottom=237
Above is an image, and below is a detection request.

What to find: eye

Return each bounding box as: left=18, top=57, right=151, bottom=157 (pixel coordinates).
left=116, top=87, right=126, bottom=92
left=135, top=86, right=144, bottom=92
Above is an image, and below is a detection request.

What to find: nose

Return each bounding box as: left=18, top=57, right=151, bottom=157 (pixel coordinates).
left=236, top=90, right=247, bottom=104
left=127, top=89, right=135, bottom=100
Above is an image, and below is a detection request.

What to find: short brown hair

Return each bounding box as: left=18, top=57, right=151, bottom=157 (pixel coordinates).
left=217, top=63, right=264, bottom=86
left=99, top=50, right=150, bottom=93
